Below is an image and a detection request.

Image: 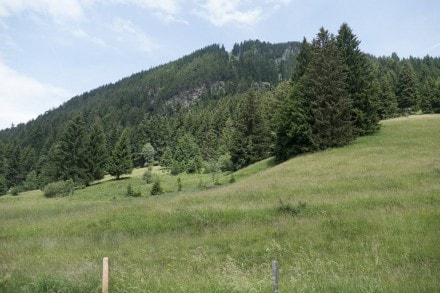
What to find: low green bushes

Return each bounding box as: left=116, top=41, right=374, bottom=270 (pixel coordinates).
left=43, top=180, right=74, bottom=198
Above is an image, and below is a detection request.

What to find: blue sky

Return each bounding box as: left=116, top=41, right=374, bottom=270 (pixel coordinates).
left=0, top=0, right=439, bottom=130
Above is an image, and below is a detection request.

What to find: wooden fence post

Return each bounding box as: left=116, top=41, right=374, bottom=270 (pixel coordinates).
left=102, top=257, right=109, bottom=293
left=272, top=260, right=278, bottom=293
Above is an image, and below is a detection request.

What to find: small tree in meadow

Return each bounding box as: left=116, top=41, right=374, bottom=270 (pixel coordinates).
left=151, top=179, right=163, bottom=196
left=177, top=177, right=182, bottom=191
left=107, top=129, right=133, bottom=180
left=126, top=183, right=141, bottom=197
left=143, top=169, right=155, bottom=184
left=140, top=143, right=155, bottom=166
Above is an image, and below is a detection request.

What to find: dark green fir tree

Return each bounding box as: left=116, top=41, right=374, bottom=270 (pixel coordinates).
left=56, top=114, right=90, bottom=184
left=86, top=118, right=108, bottom=181
left=107, top=129, right=133, bottom=180
left=274, top=78, right=313, bottom=162
left=397, top=61, right=419, bottom=113
left=336, top=23, right=379, bottom=135
left=230, top=90, right=271, bottom=169
left=306, top=27, right=354, bottom=150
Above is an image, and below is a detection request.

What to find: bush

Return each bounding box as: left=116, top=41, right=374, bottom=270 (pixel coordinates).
left=277, top=200, right=307, bottom=217
left=22, top=171, right=39, bottom=191
left=10, top=186, right=21, bottom=196
left=151, top=179, right=163, bottom=196
left=219, top=153, right=233, bottom=172
left=126, top=184, right=141, bottom=197
left=177, top=177, right=182, bottom=192
left=44, top=180, right=74, bottom=198
left=143, top=170, right=155, bottom=184
left=170, top=160, right=184, bottom=176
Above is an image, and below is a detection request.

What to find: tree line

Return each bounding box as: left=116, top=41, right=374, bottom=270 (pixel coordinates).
left=1, top=23, right=439, bottom=195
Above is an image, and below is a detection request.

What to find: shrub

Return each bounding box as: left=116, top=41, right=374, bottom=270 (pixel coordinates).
left=277, top=200, right=307, bottom=217
left=126, top=184, right=141, bottom=197
left=143, top=170, right=155, bottom=184
left=170, top=160, right=183, bottom=176
left=177, top=177, right=182, bottom=192
left=186, top=157, right=202, bottom=174
left=10, top=186, right=21, bottom=196
left=151, top=179, right=163, bottom=196
left=219, top=153, right=233, bottom=172
left=22, top=171, right=39, bottom=191
left=44, top=180, right=74, bottom=198
left=229, top=174, right=236, bottom=183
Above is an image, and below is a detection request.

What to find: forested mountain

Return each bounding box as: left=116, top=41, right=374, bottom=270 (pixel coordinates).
left=1, top=25, right=440, bottom=195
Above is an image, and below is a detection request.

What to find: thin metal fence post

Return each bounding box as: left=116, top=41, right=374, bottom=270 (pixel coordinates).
left=272, top=260, right=278, bottom=293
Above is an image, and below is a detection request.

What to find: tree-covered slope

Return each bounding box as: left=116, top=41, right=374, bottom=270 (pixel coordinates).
left=0, top=115, right=438, bottom=291
left=1, top=24, right=440, bottom=193
left=0, top=41, right=299, bottom=147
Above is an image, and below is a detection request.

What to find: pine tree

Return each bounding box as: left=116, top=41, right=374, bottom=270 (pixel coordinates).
left=397, top=61, right=419, bottom=112
left=56, top=115, right=90, bottom=184
left=150, top=178, right=163, bottom=195
left=0, top=175, right=7, bottom=195
left=292, top=37, right=312, bottom=83
left=432, top=79, right=440, bottom=113
left=173, top=133, right=202, bottom=173
left=160, top=146, right=173, bottom=168
left=420, top=77, right=437, bottom=113
left=86, top=118, right=108, bottom=181
left=378, top=73, right=399, bottom=119
left=336, top=23, right=379, bottom=135
left=140, top=143, right=155, bottom=166
left=274, top=78, right=313, bottom=162
left=306, top=27, right=354, bottom=150
left=230, top=90, right=271, bottom=169
left=107, top=129, right=133, bottom=180
left=4, top=143, right=22, bottom=188
left=39, top=144, right=62, bottom=186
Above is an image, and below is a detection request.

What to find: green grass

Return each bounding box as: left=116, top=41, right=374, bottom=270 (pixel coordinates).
left=1, top=115, right=439, bottom=292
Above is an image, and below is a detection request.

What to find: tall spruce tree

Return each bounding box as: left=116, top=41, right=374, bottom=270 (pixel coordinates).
left=306, top=28, right=354, bottom=149
left=336, top=23, right=379, bottom=135
left=107, top=129, right=133, bottom=180
left=56, top=114, right=90, bottom=184
left=292, top=37, right=312, bottom=83
left=86, top=118, right=108, bottom=181
left=231, top=89, right=270, bottom=169
left=397, top=61, right=419, bottom=112
left=173, top=133, right=202, bottom=173
left=274, top=78, right=313, bottom=162
left=378, top=73, right=399, bottom=118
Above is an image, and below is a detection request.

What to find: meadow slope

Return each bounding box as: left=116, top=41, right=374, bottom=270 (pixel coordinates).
left=1, top=115, right=439, bottom=292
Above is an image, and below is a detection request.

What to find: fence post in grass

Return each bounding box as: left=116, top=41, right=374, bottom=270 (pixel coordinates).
left=102, top=257, right=109, bottom=293
left=272, top=260, right=279, bottom=293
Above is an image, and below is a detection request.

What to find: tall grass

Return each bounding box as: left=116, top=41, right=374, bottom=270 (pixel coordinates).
left=0, top=115, right=439, bottom=292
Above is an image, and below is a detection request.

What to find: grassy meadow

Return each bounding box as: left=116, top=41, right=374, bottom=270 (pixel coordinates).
left=1, top=115, right=439, bottom=292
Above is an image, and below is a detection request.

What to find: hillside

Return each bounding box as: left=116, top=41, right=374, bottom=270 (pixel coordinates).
left=0, top=40, right=300, bottom=149
left=1, top=25, right=440, bottom=194
left=1, top=115, right=439, bottom=291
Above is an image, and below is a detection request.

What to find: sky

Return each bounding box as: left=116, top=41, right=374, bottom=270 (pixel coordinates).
left=0, top=0, right=439, bottom=130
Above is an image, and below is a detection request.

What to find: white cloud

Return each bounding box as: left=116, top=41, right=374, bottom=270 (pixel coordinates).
left=111, top=18, right=158, bottom=52
left=0, top=0, right=84, bottom=23
left=194, top=0, right=293, bottom=28
left=195, top=0, right=262, bottom=27
left=265, top=0, right=292, bottom=10
left=0, top=58, right=71, bottom=130
left=72, top=28, right=107, bottom=47
left=129, top=0, right=179, bottom=15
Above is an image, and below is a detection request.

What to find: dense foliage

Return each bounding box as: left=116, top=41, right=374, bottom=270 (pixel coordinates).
left=0, top=26, right=439, bottom=193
